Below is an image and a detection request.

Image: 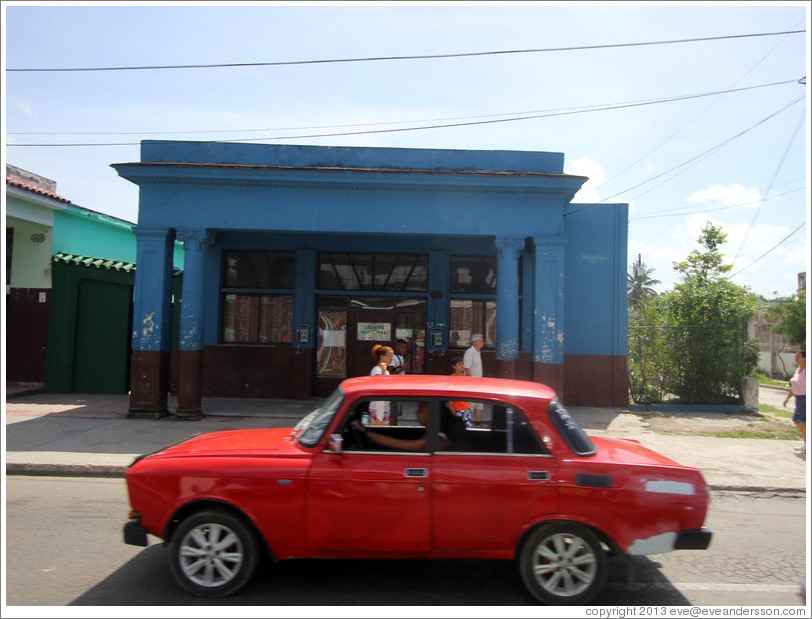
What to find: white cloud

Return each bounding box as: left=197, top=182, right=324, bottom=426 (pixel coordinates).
left=686, top=183, right=763, bottom=210
left=630, top=212, right=806, bottom=298
left=565, top=155, right=606, bottom=204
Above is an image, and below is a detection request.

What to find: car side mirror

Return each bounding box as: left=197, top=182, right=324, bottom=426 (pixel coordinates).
left=326, top=434, right=344, bottom=454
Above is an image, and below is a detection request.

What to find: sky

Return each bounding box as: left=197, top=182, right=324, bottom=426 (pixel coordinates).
left=2, top=1, right=809, bottom=299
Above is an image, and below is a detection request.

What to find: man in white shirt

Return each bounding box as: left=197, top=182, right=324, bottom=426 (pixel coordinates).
left=463, top=333, right=485, bottom=425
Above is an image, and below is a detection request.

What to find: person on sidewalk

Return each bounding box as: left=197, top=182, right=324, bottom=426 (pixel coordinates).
left=368, top=344, right=394, bottom=426
left=387, top=339, right=409, bottom=425
left=463, top=333, right=485, bottom=426
left=449, top=357, right=473, bottom=428
left=388, top=339, right=409, bottom=375
left=783, top=349, right=806, bottom=453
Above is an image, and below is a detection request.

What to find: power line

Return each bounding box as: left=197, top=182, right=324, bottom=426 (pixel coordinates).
left=588, top=19, right=806, bottom=197
left=5, top=77, right=799, bottom=139
left=630, top=186, right=806, bottom=221
left=6, top=78, right=802, bottom=147
left=727, top=222, right=806, bottom=280
left=6, top=29, right=805, bottom=73
left=564, top=94, right=806, bottom=217
left=729, top=107, right=807, bottom=267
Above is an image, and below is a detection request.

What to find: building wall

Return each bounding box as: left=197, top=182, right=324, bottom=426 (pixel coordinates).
left=114, top=141, right=629, bottom=411
left=563, top=202, right=629, bottom=406
left=6, top=194, right=58, bottom=383
left=6, top=214, right=54, bottom=289
left=53, top=207, right=136, bottom=263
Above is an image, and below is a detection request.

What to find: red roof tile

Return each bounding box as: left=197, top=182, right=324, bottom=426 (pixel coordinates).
left=6, top=175, right=72, bottom=205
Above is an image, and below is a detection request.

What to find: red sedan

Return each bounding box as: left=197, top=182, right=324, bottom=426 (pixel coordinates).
left=123, top=376, right=712, bottom=605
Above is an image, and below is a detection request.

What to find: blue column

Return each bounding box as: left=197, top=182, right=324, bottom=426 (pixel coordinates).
left=293, top=248, right=317, bottom=350
left=532, top=237, right=566, bottom=394
left=428, top=250, right=450, bottom=353
left=494, top=236, right=524, bottom=377
left=175, top=228, right=212, bottom=417
left=129, top=227, right=174, bottom=417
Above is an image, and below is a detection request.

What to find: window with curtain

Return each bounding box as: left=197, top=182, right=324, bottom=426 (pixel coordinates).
left=221, top=250, right=295, bottom=344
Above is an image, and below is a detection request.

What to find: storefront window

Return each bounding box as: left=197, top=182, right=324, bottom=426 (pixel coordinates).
left=221, top=250, right=295, bottom=344
left=450, top=256, right=497, bottom=295
left=222, top=294, right=293, bottom=343
left=319, top=253, right=427, bottom=291
left=224, top=250, right=295, bottom=288
left=449, top=299, right=496, bottom=348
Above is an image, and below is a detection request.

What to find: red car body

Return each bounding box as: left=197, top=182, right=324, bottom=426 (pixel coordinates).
left=124, top=376, right=711, bottom=604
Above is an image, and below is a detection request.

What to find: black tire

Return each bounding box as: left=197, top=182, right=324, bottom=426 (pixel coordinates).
left=518, top=522, right=608, bottom=605
left=168, top=508, right=260, bottom=597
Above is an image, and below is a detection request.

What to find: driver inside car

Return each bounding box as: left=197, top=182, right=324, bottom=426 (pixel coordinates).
left=351, top=401, right=450, bottom=451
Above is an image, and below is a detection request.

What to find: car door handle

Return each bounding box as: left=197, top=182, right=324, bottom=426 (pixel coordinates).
left=404, top=468, right=428, bottom=478
left=527, top=471, right=550, bottom=481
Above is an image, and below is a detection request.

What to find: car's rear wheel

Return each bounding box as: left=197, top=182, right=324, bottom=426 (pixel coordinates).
left=519, top=522, right=607, bottom=605
left=168, top=508, right=259, bottom=597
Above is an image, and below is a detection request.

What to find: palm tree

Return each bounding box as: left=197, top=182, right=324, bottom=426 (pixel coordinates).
left=627, top=254, right=661, bottom=311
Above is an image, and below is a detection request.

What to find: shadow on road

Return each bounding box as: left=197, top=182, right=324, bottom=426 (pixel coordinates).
left=70, top=547, right=692, bottom=606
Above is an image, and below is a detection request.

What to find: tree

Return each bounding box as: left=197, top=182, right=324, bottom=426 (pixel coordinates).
left=627, top=254, right=661, bottom=311
left=628, top=294, right=671, bottom=404
left=659, top=222, right=760, bottom=404
left=768, top=291, right=806, bottom=347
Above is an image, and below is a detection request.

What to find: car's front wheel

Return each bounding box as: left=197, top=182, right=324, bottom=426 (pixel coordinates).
left=168, top=508, right=260, bottom=597
left=519, top=522, right=608, bottom=605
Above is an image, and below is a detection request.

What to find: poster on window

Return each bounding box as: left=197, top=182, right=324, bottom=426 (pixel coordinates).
left=357, top=322, right=391, bottom=341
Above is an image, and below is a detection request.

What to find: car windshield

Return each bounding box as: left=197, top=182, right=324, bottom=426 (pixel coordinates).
left=297, top=388, right=344, bottom=447
left=548, top=400, right=597, bottom=456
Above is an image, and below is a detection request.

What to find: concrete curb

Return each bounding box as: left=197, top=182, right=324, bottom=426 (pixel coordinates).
left=6, top=463, right=126, bottom=478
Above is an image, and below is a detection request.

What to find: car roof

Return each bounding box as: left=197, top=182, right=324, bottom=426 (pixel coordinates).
left=340, top=375, right=557, bottom=402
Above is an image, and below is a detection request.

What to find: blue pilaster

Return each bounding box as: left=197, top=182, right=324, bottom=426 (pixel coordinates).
left=131, top=227, right=174, bottom=353
left=532, top=237, right=566, bottom=365
left=294, top=248, right=317, bottom=348
left=428, top=250, right=450, bottom=351
left=176, top=229, right=212, bottom=352
left=129, top=226, right=174, bottom=416
left=494, top=236, right=525, bottom=363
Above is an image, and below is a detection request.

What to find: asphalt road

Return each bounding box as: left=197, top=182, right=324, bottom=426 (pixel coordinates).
left=3, top=476, right=806, bottom=610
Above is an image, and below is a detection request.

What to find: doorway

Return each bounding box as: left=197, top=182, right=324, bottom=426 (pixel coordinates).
left=314, top=296, right=426, bottom=396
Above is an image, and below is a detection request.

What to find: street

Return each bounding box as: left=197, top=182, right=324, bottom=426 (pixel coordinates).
left=3, top=476, right=806, bottom=608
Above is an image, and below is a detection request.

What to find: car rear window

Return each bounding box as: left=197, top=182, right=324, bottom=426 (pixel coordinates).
left=547, top=401, right=597, bottom=456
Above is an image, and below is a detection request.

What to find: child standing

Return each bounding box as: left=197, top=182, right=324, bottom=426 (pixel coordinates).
left=450, top=357, right=473, bottom=428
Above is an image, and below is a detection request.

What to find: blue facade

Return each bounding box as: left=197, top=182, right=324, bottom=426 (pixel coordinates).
left=113, top=141, right=627, bottom=416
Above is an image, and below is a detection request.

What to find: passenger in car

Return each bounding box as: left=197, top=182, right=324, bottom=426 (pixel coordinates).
left=352, top=401, right=449, bottom=451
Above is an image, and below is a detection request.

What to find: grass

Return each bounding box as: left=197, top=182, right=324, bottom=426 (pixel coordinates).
left=751, top=372, right=789, bottom=388
left=760, top=404, right=793, bottom=420
left=698, top=427, right=802, bottom=440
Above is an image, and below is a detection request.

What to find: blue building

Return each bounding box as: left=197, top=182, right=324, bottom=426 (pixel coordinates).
left=113, top=140, right=628, bottom=417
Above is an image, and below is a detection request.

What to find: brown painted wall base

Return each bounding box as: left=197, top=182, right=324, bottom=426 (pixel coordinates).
left=177, top=349, right=203, bottom=418
left=532, top=362, right=564, bottom=400
left=128, top=350, right=170, bottom=418
left=563, top=354, right=629, bottom=407
left=6, top=288, right=50, bottom=383
left=155, top=346, right=627, bottom=409
left=202, top=345, right=309, bottom=399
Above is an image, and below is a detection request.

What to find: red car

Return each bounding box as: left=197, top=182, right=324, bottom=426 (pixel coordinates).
left=123, top=376, right=712, bottom=605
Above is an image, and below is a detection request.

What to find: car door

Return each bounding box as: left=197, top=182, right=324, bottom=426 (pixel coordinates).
left=306, top=399, right=432, bottom=553
left=431, top=403, right=559, bottom=551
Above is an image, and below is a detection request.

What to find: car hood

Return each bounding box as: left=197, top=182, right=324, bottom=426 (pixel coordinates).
left=142, top=427, right=301, bottom=460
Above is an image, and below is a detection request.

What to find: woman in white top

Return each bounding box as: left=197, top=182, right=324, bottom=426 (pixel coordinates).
left=368, top=345, right=394, bottom=425
left=783, top=349, right=806, bottom=453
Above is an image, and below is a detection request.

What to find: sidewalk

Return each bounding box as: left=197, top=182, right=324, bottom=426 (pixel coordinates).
left=4, top=387, right=807, bottom=493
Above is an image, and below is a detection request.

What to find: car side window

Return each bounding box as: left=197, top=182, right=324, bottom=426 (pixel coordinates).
left=341, top=399, right=429, bottom=452
left=457, top=403, right=549, bottom=455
